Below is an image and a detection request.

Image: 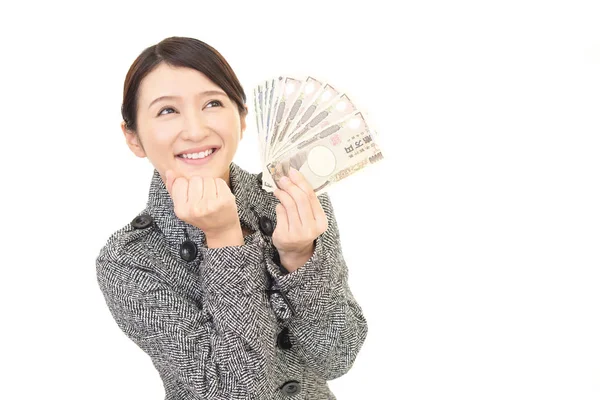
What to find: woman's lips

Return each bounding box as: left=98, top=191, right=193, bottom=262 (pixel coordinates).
left=176, top=148, right=218, bottom=165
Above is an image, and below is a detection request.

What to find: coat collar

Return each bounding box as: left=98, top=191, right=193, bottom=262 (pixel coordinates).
left=145, top=162, right=275, bottom=260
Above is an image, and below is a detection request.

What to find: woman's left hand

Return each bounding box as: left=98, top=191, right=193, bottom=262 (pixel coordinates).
left=272, top=167, right=329, bottom=273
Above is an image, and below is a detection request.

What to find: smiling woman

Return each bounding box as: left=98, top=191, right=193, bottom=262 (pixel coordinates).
left=120, top=37, right=247, bottom=185
left=96, top=36, right=368, bottom=399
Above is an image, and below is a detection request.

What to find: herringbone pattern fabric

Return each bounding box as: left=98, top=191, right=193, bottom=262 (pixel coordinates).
left=96, top=162, right=368, bottom=399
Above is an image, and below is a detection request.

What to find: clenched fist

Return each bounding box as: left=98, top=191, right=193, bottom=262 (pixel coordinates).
left=165, top=170, right=244, bottom=248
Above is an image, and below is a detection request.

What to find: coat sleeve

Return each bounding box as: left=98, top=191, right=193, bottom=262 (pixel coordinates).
left=264, top=192, right=369, bottom=381
left=96, top=238, right=275, bottom=398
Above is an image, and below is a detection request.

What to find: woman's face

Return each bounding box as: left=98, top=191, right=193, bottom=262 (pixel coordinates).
left=123, top=63, right=246, bottom=185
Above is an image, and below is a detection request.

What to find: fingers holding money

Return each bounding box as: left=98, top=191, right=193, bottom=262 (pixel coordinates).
left=272, top=167, right=328, bottom=270
left=273, top=167, right=328, bottom=238
left=274, top=187, right=302, bottom=233
left=287, top=167, right=327, bottom=232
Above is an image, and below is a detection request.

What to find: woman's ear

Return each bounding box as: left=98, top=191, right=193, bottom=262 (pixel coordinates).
left=121, top=121, right=146, bottom=158
left=239, top=105, right=248, bottom=140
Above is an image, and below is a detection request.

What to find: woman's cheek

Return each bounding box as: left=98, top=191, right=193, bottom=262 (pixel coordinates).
left=155, top=122, right=181, bottom=143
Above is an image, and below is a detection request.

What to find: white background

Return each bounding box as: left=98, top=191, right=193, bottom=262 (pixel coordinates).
left=1, top=0, right=599, bottom=399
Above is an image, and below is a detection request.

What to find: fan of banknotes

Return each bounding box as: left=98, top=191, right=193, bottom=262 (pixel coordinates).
left=252, top=76, right=384, bottom=196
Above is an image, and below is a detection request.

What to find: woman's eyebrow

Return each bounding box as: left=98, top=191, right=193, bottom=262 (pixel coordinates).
left=148, top=90, right=227, bottom=109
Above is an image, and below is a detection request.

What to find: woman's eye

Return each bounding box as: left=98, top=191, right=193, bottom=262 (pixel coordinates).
left=158, top=107, right=176, bottom=116
left=206, top=100, right=223, bottom=108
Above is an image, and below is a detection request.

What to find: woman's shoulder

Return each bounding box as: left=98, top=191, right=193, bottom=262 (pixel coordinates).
left=95, top=208, right=169, bottom=297
left=96, top=209, right=157, bottom=266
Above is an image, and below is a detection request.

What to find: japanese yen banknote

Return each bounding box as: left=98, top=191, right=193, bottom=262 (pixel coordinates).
left=252, top=76, right=384, bottom=196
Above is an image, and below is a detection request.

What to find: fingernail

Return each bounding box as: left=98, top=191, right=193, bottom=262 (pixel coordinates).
left=279, top=176, right=290, bottom=185
left=289, top=168, right=298, bottom=177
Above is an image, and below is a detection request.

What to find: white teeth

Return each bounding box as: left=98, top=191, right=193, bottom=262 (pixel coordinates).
left=180, top=149, right=214, bottom=159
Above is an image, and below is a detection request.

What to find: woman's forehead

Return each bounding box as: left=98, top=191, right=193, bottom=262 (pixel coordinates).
left=139, top=63, right=222, bottom=103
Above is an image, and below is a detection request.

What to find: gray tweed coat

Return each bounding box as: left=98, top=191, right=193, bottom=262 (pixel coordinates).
left=96, top=162, right=368, bottom=399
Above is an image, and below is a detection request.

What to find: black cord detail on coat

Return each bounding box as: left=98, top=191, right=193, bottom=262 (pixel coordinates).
left=266, top=289, right=296, bottom=317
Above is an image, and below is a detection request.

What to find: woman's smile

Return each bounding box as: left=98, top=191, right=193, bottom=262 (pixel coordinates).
left=176, top=146, right=220, bottom=165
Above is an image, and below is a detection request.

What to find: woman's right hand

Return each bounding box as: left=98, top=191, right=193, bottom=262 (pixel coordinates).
left=165, top=170, right=243, bottom=247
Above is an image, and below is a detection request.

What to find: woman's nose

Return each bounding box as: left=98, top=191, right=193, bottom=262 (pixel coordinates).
left=181, top=112, right=210, bottom=141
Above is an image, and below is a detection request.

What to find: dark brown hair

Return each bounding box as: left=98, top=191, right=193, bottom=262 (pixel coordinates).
left=121, top=36, right=247, bottom=133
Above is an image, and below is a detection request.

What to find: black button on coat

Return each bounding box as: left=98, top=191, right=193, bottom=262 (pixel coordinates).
left=277, top=327, right=292, bottom=350
left=280, top=380, right=301, bottom=396
left=96, top=162, right=368, bottom=399
left=259, top=215, right=274, bottom=236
